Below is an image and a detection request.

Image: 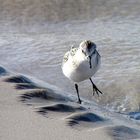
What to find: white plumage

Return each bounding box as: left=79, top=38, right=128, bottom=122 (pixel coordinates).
left=62, top=40, right=103, bottom=104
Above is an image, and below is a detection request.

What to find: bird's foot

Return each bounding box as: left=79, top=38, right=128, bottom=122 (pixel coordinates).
left=89, top=78, right=103, bottom=97
left=92, top=86, right=103, bottom=97
left=77, top=99, right=82, bottom=104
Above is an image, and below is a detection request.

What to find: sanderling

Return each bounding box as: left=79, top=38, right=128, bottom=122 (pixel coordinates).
left=62, top=40, right=103, bottom=104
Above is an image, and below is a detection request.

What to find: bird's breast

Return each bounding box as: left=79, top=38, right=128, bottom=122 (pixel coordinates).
left=62, top=51, right=101, bottom=82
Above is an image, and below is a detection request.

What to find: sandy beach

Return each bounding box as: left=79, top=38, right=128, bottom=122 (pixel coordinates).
left=0, top=66, right=140, bottom=140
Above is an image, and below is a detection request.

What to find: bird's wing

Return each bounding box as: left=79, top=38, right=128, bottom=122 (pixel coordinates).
left=62, top=46, right=78, bottom=67
left=63, top=51, right=70, bottom=64
left=70, top=46, right=78, bottom=56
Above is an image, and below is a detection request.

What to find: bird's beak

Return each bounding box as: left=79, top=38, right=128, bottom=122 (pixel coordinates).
left=88, top=56, right=92, bottom=69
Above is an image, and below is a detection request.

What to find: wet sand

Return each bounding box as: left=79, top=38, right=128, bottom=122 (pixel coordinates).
left=0, top=66, right=140, bottom=140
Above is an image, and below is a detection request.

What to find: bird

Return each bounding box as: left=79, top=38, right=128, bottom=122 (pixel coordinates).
left=62, top=40, right=103, bottom=104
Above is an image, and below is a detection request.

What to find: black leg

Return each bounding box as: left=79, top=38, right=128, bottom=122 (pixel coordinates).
left=75, top=84, right=81, bottom=104
left=89, top=78, right=103, bottom=96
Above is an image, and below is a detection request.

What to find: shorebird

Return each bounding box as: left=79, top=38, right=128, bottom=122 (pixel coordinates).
left=62, top=40, right=103, bottom=104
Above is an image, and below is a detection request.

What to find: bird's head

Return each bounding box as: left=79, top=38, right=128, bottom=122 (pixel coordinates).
left=79, top=40, right=97, bottom=58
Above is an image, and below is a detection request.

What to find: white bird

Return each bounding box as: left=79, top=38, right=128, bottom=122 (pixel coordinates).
left=62, top=40, right=103, bottom=104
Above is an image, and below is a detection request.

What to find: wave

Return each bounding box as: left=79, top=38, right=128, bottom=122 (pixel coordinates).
left=0, top=0, right=140, bottom=24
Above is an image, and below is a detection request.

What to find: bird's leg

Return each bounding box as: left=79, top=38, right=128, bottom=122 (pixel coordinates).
left=89, top=78, right=103, bottom=96
left=75, top=84, right=81, bottom=104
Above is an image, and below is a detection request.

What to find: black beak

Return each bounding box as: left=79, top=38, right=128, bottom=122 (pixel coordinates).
left=88, top=56, right=92, bottom=69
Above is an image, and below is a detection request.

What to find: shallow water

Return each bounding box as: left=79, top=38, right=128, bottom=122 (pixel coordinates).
left=0, top=0, right=140, bottom=113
